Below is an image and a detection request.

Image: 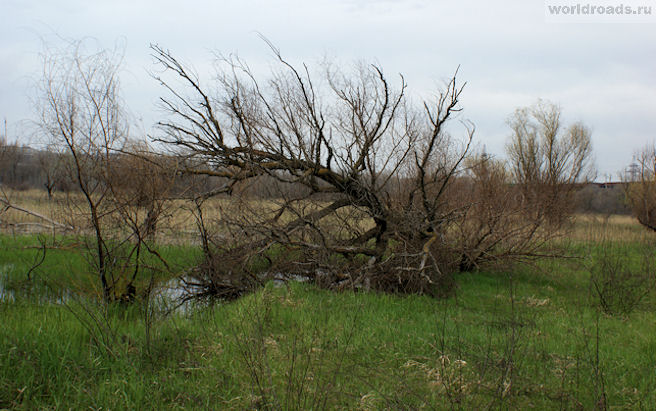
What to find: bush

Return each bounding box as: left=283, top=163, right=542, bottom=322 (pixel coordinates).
left=589, top=240, right=655, bottom=315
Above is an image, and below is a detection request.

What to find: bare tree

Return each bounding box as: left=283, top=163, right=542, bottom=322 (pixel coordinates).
left=37, top=39, right=170, bottom=302
left=506, top=100, right=595, bottom=226
left=152, top=42, right=475, bottom=296
left=450, top=103, right=595, bottom=272
left=38, top=39, right=127, bottom=301
left=625, top=144, right=656, bottom=231
left=451, top=151, right=567, bottom=272
left=151, top=45, right=596, bottom=298
left=37, top=148, right=66, bottom=197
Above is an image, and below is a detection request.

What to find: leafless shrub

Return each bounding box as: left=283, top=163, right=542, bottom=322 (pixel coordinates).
left=589, top=238, right=655, bottom=315
left=451, top=153, right=557, bottom=272
left=228, top=287, right=355, bottom=409
left=37, top=148, right=67, bottom=197
left=446, top=101, right=594, bottom=272
left=440, top=101, right=593, bottom=272
left=574, top=312, right=609, bottom=410
left=107, top=141, right=179, bottom=242
left=174, top=195, right=265, bottom=302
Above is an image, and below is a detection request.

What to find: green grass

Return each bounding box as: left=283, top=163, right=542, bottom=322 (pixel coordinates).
left=0, top=233, right=200, bottom=300
left=1, top=233, right=655, bottom=409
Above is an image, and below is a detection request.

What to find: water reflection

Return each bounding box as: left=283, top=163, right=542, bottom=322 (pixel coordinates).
left=0, top=264, right=16, bottom=302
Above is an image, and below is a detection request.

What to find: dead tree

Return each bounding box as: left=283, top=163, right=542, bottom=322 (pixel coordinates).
left=152, top=42, right=476, bottom=296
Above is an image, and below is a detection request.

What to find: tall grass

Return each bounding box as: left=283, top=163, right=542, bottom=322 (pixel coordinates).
left=1, top=214, right=655, bottom=408
left=2, top=271, right=655, bottom=408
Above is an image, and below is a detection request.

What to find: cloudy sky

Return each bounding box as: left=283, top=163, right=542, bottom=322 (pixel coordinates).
left=1, top=0, right=654, bottom=178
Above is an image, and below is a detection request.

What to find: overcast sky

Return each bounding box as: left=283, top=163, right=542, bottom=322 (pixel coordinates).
left=1, top=0, right=654, bottom=178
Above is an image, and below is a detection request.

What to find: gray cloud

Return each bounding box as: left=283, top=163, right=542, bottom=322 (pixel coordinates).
left=1, top=0, right=654, bottom=176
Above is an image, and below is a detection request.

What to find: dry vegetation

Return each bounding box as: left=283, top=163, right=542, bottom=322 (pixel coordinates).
left=570, top=213, right=650, bottom=242
left=3, top=189, right=643, bottom=243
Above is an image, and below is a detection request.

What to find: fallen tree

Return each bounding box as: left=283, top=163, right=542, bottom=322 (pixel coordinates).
left=151, top=43, right=594, bottom=298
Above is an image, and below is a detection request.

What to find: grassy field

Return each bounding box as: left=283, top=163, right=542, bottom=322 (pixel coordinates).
left=1, top=212, right=656, bottom=409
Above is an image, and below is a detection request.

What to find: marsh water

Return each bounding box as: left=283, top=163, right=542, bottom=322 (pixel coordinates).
left=0, top=264, right=75, bottom=305
left=0, top=263, right=309, bottom=312
left=0, top=264, right=12, bottom=302
left=0, top=263, right=194, bottom=313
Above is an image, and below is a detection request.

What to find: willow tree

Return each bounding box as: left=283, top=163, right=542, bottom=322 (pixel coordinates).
left=151, top=44, right=594, bottom=298
left=506, top=100, right=595, bottom=226
left=152, top=42, right=476, bottom=296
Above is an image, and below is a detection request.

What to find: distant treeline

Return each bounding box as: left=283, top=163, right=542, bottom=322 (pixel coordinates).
left=575, top=182, right=631, bottom=215
left=0, top=140, right=631, bottom=214
left=0, top=140, right=317, bottom=200
left=0, top=143, right=60, bottom=191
